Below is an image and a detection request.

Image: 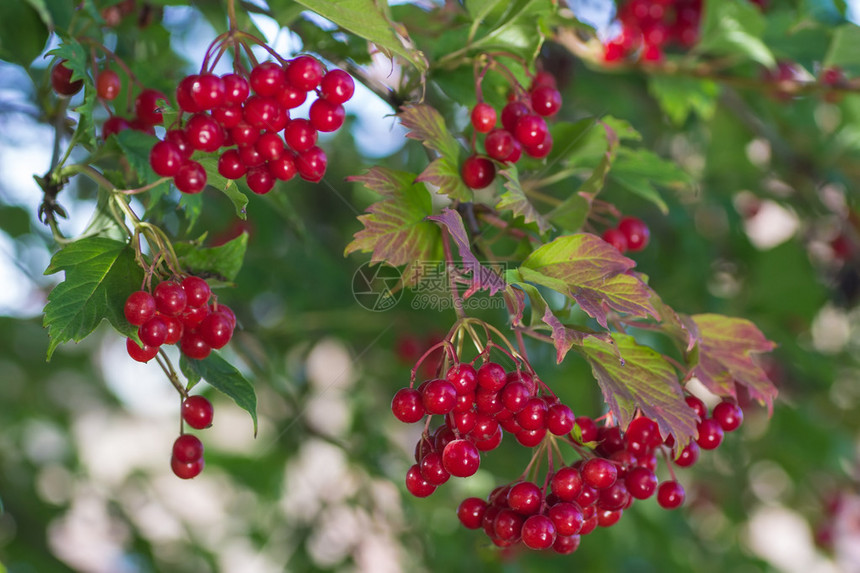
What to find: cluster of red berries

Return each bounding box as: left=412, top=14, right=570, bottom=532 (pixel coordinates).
left=461, top=72, right=563, bottom=190
left=604, top=0, right=703, bottom=63
left=123, top=276, right=236, bottom=362
left=147, top=57, right=355, bottom=195
left=171, top=394, right=214, bottom=479
left=601, top=216, right=650, bottom=253
left=391, top=361, right=576, bottom=496
left=452, top=394, right=744, bottom=553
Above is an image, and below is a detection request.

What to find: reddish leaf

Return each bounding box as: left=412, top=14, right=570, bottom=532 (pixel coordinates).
left=690, top=314, right=777, bottom=412
left=581, top=333, right=698, bottom=447
left=543, top=307, right=615, bottom=364
left=344, top=167, right=441, bottom=276
left=519, top=233, right=658, bottom=328
left=414, top=157, right=471, bottom=202
left=426, top=208, right=506, bottom=297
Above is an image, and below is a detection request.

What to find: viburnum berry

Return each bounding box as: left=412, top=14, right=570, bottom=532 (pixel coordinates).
left=657, top=480, right=685, bottom=509
left=484, top=129, right=515, bottom=162
left=494, top=508, right=525, bottom=543
left=277, top=82, right=307, bottom=110
left=243, top=96, right=284, bottom=131
left=190, top=73, right=226, bottom=110
left=442, top=439, right=480, bottom=477
left=286, top=55, right=324, bottom=91
left=501, top=101, right=529, bottom=132
left=471, top=102, right=497, bottom=133
left=181, top=276, right=211, bottom=308
left=625, top=466, right=657, bottom=499
left=551, top=467, right=584, bottom=501
left=685, top=395, right=707, bottom=420
left=309, top=99, right=346, bottom=132
left=696, top=418, right=724, bottom=450
left=674, top=441, right=700, bottom=467
left=269, top=153, right=298, bottom=181
left=239, top=145, right=266, bottom=168
left=712, top=400, right=744, bottom=432
left=419, top=452, right=450, bottom=486
left=461, top=155, right=495, bottom=189
left=250, top=62, right=286, bottom=98
left=246, top=165, right=276, bottom=195
left=319, top=69, right=355, bottom=104
left=139, top=315, right=168, bottom=347
left=530, top=85, right=562, bottom=117
left=102, top=116, right=130, bottom=140
left=180, top=331, right=211, bottom=360
left=185, top=113, right=224, bottom=152
left=582, top=457, right=618, bottom=490
left=514, top=115, right=548, bottom=148
left=135, top=89, right=167, bottom=125
left=212, top=104, right=243, bottom=129
left=166, top=129, right=193, bottom=159
left=97, top=69, right=121, bottom=100
left=284, top=119, right=317, bottom=153
left=255, top=132, right=285, bottom=161
left=618, top=216, right=650, bottom=251
left=524, top=132, right=553, bottom=158
left=574, top=416, right=599, bottom=443
left=295, top=146, right=327, bottom=182
left=391, top=387, right=425, bottom=423
left=422, top=378, right=458, bottom=415
left=547, top=403, right=575, bottom=435
left=181, top=305, right=208, bottom=330
left=507, top=481, right=542, bottom=514
left=231, top=121, right=260, bottom=147
left=222, top=73, right=250, bottom=105
left=124, top=290, right=156, bottom=326
left=172, top=433, right=204, bottom=464
left=553, top=533, right=582, bottom=555
left=521, top=514, right=556, bottom=550
left=199, top=312, right=233, bottom=349
left=405, top=464, right=436, bottom=497
left=149, top=140, right=184, bottom=177
left=458, top=497, right=488, bottom=529
left=476, top=362, right=506, bottom=392
left=171, top=455, right=204, bottom=479
left=177, top=75, right=201, bottom=113
left=126, top=338, right=159, bottom=362
left=602, top=228, right=628, bottom=252
left=162, top=315, right=183, bottom=345
left=51, top=60, right=83, bottom=96
left=154, top=281, right=187, bottom=316
left=174, top=161, right=207, bottom=194
left=182, top=395, right=214, bottom=429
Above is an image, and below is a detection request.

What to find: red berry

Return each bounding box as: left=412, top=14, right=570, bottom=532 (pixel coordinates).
left=231, top=122, right=260, bottom=147
left=625, top=466, right=657, bottom=499
left=319, top=69, right=355, bottom=104
left=176, top=75, right=201, bottom=113
left=255, top=132, right=285, bottom=161
left=674, top=441, right=700, bottom=467
left=626, top=416, right=662, bottom=451
left=524, top=132, right=553, bottom=158
left=516, top=397, right=548, bottom=431
left=180, top=305, right=208, bottom=329
left=246, top=165, right=276, bottom=195
left=165, top=129, right=193, bottom=159
left=391, top=388, right=425, bottom=423
left=657, top=480, right=685, bottom=509
left=500, top=381, right=530, bottom=413
left=421, top=378, right=458, bottom=415
left=126, top=338, right=159, bottom=362
left=171, top=455, right=204, bottom=479
left=309, top=99, right=345, bottom=132
left=521, top=514, right=556, bottom=550
left=530, top=86, right=562, bottom=117
left=181, top=332, right=211, bottom=360
left=218, top=149, right=247, bottom=180
left=154, top=281, right=187, bottom=316
left=515, top=427, right=546, bottom=447
left=250, top=62, right=286, bottom=97
left=174, top=161, right=207, bottom=194
left=494, top=509, right=525, bottom=542
left=441, top=439, right=480, bottom=477
left=582, top=457, right=618, bottom=490
left=501, top=101, right=529, bottom=132
left=51, top=60, right=83, bottom=96
left=575, top=416, right=599, bottom=443
left=149, top=140, right=184, bottom=177
left=239, top=144, right=266, bottom=168
left=276, top=81, right=307, bottom=110
left=476, top=362, right=506, bottom=392
left=551, top=467, right=583, bottom=501
left=553, top=534, right=582, bottom=555
left=102, top=116, right=130, bottom=140
left=125, top=290, right=156, bottom=325
left=139, top=315, right=168, bottom=347
left=212, top=104, right=243, bottom=129
left=269, top=153, right=298, bottom=181
left=446, top=363, right=478, bottom=394
left=162, top=315, right=183, bottom=345
left=286, top=55, right=324, bottom=91
left=222, top=73, right=250, bottom=105
left=618, top=216, right=650, bottom=251
left=190, top=73, right=226, bottom=110
left=182, top=395, right=214, bottom=429
left=405, top=464, right=436, bottom=497
left=696, top=418, right=724, bottom=450
left=602, top=228, right=628, bottom=252
left=181, top=276, right=211, bottom=308
left=514, top=115, right=548, bottom=147
left=96, top=69, right=121, bottom=100
left=295, top=146, right=327, bottom=182
left=685, top=395, right=707, bottom=419
left=484, top=129, right=515, bottom=162
left=419, top=451, right=450, bottom=486
left=461, top=155, right=495, bottom=189
left=284, top=119, right=317, bottom=152
left=185, top=113, right=224, bottom=153
left=172, top=433, right=204, bottom=464
left=548, top=502, right=584, bottom=536
left=243, top=96, right=285, bottom=131
left=135, top=89, right=167, bottom=125
left=713, top=400, right=743, bottom=432
left=547, top=403, right=575, bottom=435
left=212, top=304, right=236, bottom=329
left=507, top=481, right=542, bottom=514
left=199, top=312, right=233, bottom=350
left=470, top=102, right=497, bottom=133
left=597, top=481, right=630, bottom=511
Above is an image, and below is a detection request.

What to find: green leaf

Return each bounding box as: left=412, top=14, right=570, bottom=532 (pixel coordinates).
left=506, top=275, right=549, bottom=329
left=179, top=193, right=203, bottom=231
left=115, top=130, right=161, bottom=186
left=344, top=167, right=441, bottom=277
left=610, top=148, right=692, bottom=214
left=180, top=355, right=201, bottom=390
left=0, top=206, right=32, bottom=237
left=519, top=233, right=658, bottom=328
left=497, top=166, right=552, bottom=234
left=0, top=0, right=48, bottom=67
left=80, top=188, right=127, bottom=242
left=580, top=333, right=698, bottom=447
left=648, top=76, right=719, bottom=126
left=290, top=0, right=427, bottom=72
left=696, top=0, right=775, bottom=67
left=823, top=24, right=860, bottom=72
left=399, top=104, right=472, bottom=202
left=43, top=237, right=143, bottom=359
left=690, top=314, right=778, bottom=412
left=181, top=353, right=257, bottom=435
left=174, top=232, right=248, bottom=283
left=426, top=208, right=506, bottom=297
left=466, top=0, right=554, bottom=61
left=47, top=38, right=89, bottom=84
left=198, top=155, right=249, bottom=220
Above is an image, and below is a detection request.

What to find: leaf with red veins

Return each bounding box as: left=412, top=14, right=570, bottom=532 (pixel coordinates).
left=344, top=167, right=441, bottom=277
left=399, top=104, right=472, bottom=202
left=581, top=333, right=698, bottom=448
left=426, top=208, right=506, bottom=297
left=543, top=307, right=616, bottom=363
left=647, top=292, right=700, bottom=352
left=519, top=233, right=658, bottom=328
left=690, top=313, right=777, bottom=412
left=497, top=166, right=553, bottom=234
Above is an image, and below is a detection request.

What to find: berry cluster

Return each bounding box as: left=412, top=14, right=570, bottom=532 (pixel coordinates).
left=147, top=57, right=355, bottom=195
left=171, top=394, right=214, bottom=479
left=604, top=0, right=704, bottom=63
left=123, top=276, right=236, bottom=362
left=392, top=350, right=746, bottom=554
left=461, top=71, right=563, bottom=190
left=452, top=395, right=744, bottom=553
left=392, top=361, right=575, bottom=495
left=601, top=216, right=650, bottom=253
